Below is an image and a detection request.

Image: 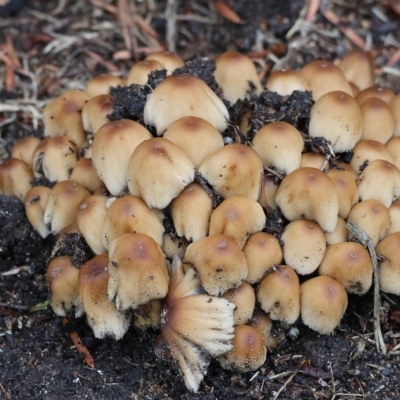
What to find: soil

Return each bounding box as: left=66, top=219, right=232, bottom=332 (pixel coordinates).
left=1, top=0, right=400, bottom=399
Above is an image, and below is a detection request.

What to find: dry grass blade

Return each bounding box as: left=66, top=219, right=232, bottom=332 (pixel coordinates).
left=272, top=369, right=299, bottom=400
left=215, top=1, right=243, bottom=24
left=306, top=0, right=320, bottom=22
left=118, top=0, right=139, bottom=60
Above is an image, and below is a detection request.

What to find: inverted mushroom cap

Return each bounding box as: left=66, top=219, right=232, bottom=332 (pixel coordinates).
left=243, top=232, right=283, bottom=284
left=163, top=116, right=224, bottom=168
left=11, top=136, right=41, bottom=167
left=309, top=91, right=362, bottom=153
left=218, top=325, right=266, bottom=373
left=84, top=74, right=124, bottom=98
left=198, top=143, right=263, bottom=201
left=266, top=68, right=310, bottom=96
left=299, top=60, right=352, bottom=101
left=75, top=253, right=131, bottom=339
left=0, top=158, right=33, bottom=201
left=214, top=51, right=263, bottom=103
left=107, top=233, right=169, bottom=310
left=184, top=233, right=248, bottom=296
left=161, top=255, right=235, bottom=392
left=145, top=51, right=184, bottom=75
left=143, top=73, right=229, bottom=134
left=127, top=137, right=195, bottom=209
left=102, top=194, right=164, bottom=249
left=24, top=186, right=51, bottom=238
left=171, top=182, right=213, bottom=242
left=92, top=119, right=152, bottom=196
left=81, top=94, right=115, bottom=134
left=275, top=167, right=339, bottom=233
left=42, top=89, right=88, bottom=146
left=209, top=196, right=266, bottom=249
left=300, top=276, right=348, bottom=335
left=46, top=256, right=79, bottom=316
left=127, top=59, right=165, bottom=85
left=252, top=121, right=304, bottom=175
left=350, top=139, right=393, bottom=173
left=257, top=265, right=300, bottom=324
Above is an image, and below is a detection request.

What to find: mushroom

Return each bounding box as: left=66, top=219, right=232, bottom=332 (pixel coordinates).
left=24, top=186, right=51, bottom=238
left=133, top=299, right=163, bottom=330
left=300, top=276, right=348, bottom=334
left=388, top=199, right=400, bottom=235
left=0, top=158, right=33, bottom=201
left=356, top=86, right=395, bottom=105
left=266, top=69, right=310, bottom=96
left=299, top=152, right=326, bottom=170
left=84, top=74, right=124, bottom=98
left=145, top=51, right=184, bottom=75
left=389, top=93, right=400, bottom=137
left=350, top=139, right=393, bottom=173
left=143, top=74, right=229, bottom=134
left=75, top=253, right=131, bottom=339
left=11, top=136, right=41, bottom=166
left=70, top=158, right=103, bottom=193
left=385, top=136, right=400, bottom=170
left=161, top=233, right=189, bottom=260
left=81, top=94, right=115, bottom=134
left=325, top=217, right=348, bottom=245
left=127, top=59, right=165, bottom=85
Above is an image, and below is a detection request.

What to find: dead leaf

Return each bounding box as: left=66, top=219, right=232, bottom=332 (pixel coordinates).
left=215, top=2, right=243, bottom=24
left=70, top=331, right=95, bottom=369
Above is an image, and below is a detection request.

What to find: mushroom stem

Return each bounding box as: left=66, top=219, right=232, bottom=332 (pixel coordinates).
left=346, top=222, right=386, bottom=355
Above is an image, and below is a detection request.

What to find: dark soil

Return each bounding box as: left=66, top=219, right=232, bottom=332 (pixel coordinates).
left=1, top=0, right=400, bottom=399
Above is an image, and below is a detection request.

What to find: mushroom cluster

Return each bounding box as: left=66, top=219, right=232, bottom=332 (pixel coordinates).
left=1, top=49, right=400, bottom=392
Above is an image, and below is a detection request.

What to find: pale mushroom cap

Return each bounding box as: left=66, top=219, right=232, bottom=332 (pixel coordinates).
left=198, top=143, right=263, bottom=201
left=81, top=94, right=115, bottom=134
left=24, top=186, right=51, bottom=238
left=107, top=233, right=169, bottom=310
left=127, top=137, right=195, bottom=209
left=91, top=119, right=152, bottom=196
left=388, top=200, right=400, bottom=235
left=170, top=182, right=213, bottom=242
left=356, top=86, right=395, bottom=105
left=325, top=217, right=348, bottom=245
left=299, top=60, right=352, bottom=101
left=222, top=282, right=256, bottom=325
left=266, top=69, right=310, bottom=96
left=258, top=174, right=279, bottom=210
left=281, top=220, right=326, bottom=275
left=127, top=59, right=165, bottom=85
left=75, top=253, right=131, bottom=340
left=46, top=256, right=79, bottom=316
left=184, top=233, right=248, bottom=296
left=161, top=233, right=189, bottom=260
left=11, top=136, right=41, bottom=166
left=347, top=199, right=391, bottom=246
left=70, top=158, right=102, bottom=193
left=300, top=276, right=348, bottom=335
left=309, top=91, right=362, bottom=153
left=252, top=121, right=304, bottom=175
left=257, top=265, right=301, bottom=324
left=218, top=325, right=266, bottom=373
left=357, top=160, right=400, bottom=208
left=84, top=74, right=124, bottom=98
left=209, top=196, right=266, bottom=249
left=350, top=139, right=393, bottom=173
left=163, top=116, right=224, bottom=168
left=0, top=158, right=33, bottom=201
left=318, top=242, right=373, bottom=295
left=214, top=51, right=263, bottom=103
left=145, top=51, right=184, bottom=75
left=275, top=167, right=339, bottom=233
left=299, top=152, right=325, bottom=169
left=143, top=74, right=229, bottom=134
left=243, top=232, right=283, bottom=284
left=376, top=232, right=400, bottom=295
left=389, top=94, right=400, bottom=137
left=385, top=136, right=400, bottom=170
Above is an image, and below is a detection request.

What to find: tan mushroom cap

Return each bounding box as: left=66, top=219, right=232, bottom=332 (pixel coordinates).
left=127, top=59, right=165, bottom=85
left=385, top=136, right=400, bottom=170
left=161, top=233, right=189, bottom=260
left=42, top=89, right=88, bottom=146
left=145, top=51, right=184, bottom=75
left=75, top=253, right=131, bottom=340
left=388, top=199, right=400, bottom=235
left=144, top=74, right=229, bottom=134
left=389, top=94, right=400, bottom=137
left=248, top=310, right=276, bottom=350
left=127, top=137, right=195, bottom=209
left=357, top=160, right=400, bottom=208
left=161, top=256, right=235, bottom=392
left=300, top=276, right=348, bottom=335
left=243, top=232, right=283, bottom=284
left=347, top=199, right=391, bottom=246
left=198, top=143, right=263, bottom=201
left=252, top=121, right=304, bottom=175
left=209, top=196, right=266, bottom=249
left=275, top=167, right=339, bottom=233
left=32, top=136, right=79, bottom=182
left=92, top=119, right=152, bottom=196
left=299, top=152, right=326, bottom=170
left=258, top=174, right=279, bottom=211
left=107, top=233, right=169, bottom=311
left=11, top=136, right=41, bottom=167
left=359, top=97, right=394, bottom=144
left=24, top=186, right=51, bottom=238
left=214, top=51, right=263, bottom=103
left=326, top=169, right=359, bottom=219
left=376, top=232, right=400, bottom=295
left=309, top=91, right=362, bottom=153
left=84, top=74, right=124, bottom=98
left=257, top=265, right=300, bottom=324
left=184, top=233, right=248, bottom=296
left=70, top=158, right=102, bottom=193
left=218, top=325, right=266, bottom=373
left=0, top=158, right=33, bottom=201
left=266, top=68, right=310, bottom=96
left=299, top=60, right=352, bottom=101
left=81, top=94, right=115, bottom=134
left=170, top=182, right=213, bottom=242
left=76, top=195, right=108, bottom=255
left=350, top=140, right=393, bottom=173
left=356, top=86, right=395, bottom=105
left=338, top=49, right=375, bottom=91
left=46, top=256, right=79, bottom=316
left=102, top=194, right=164, bottom=249
left=318, top=242, right=373, bottom=295
left=163, top=116, right=224, bottom=168
left=281, top=220, right=326, bottom=275
left=325, top=217, right=348, bottom=245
